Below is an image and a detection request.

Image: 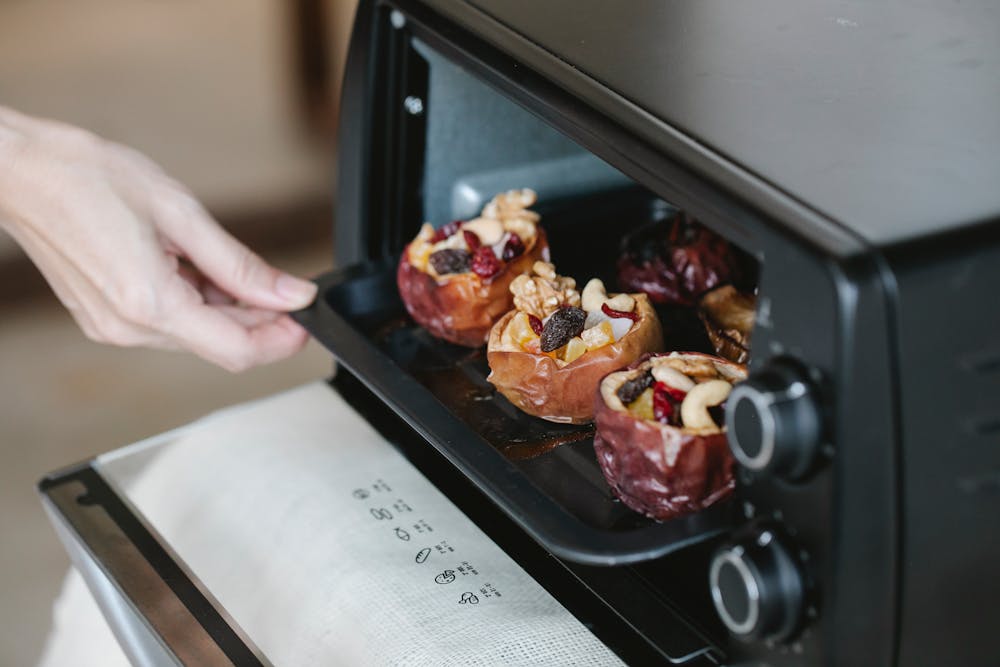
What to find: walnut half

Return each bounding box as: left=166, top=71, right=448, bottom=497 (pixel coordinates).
left=509, top=261, right=581, bottom=319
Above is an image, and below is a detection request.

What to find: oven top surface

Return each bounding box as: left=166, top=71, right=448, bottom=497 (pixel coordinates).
left=460, top=0, right=1000, bottom=248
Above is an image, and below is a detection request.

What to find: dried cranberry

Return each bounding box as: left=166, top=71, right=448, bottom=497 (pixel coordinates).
left=528, top=314, right=544, bottom=336
left=501, top=232, right=525, bottom=261
left=601, top=302, right=641, bottom=322
left=652, top=382, right=685, bottom=426
left=428, top=248, right=471, bottom=275
left=462, top=229, right=481, bottom=252
left=431, top=220, right=463, bottom=242
left=617, top=370, right=653, bottom=405
left=470, top=245, right=502, bottom=279
left=540, top=306, right=586, bottom=353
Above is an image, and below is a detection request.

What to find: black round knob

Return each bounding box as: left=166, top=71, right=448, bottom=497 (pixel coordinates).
left=725, top=359, right=822, bottom=480
left=709, top=530, right=805, bottom=642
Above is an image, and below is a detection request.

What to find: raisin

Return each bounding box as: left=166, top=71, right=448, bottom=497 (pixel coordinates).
left=462, top=229, right=481, bottom=252
left=601, top=302, right=641, bottom=322
left=501, top=232, right=525, bottom=261
left=431, top=220, right=463, bottom=242
left=617, top=370, right=653, bottom=405
left=540, top=306, right=586, bottom=353
left=528, top=314, right=544, bottom=336
left=470, top=245, right=502, bottom=278
left=428, top=248, right=471, bottom=275
left=652, top=382, right=685, bottom=426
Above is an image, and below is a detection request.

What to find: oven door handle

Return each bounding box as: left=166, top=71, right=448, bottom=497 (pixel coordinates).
left=39, top=465, right=268, bottom=667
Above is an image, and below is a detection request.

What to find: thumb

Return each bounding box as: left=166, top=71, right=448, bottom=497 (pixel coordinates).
left=158, top=197, right=317, bottom=310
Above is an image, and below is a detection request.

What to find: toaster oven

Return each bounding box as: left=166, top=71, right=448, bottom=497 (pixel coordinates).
left=40, top=1, right=1000, bottom=665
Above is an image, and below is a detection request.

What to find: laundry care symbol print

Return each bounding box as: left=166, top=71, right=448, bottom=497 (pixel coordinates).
left=352, top=489, right=370, bottom=500
left=415, top=548, right=431, bottom=564
left=435, top=569, right=456, bottom=585
left=459, top=592, right=479, bottom=605
left=395, top=527, right=411, bottom=541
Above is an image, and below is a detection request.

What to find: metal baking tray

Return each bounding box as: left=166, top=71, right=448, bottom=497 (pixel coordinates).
left=293, top=197, right=736, bottom=565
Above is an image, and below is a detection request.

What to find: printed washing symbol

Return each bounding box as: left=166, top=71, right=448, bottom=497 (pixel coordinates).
left=459, top=592, right=479, bottom=605
left=434, top=570, right=456, bottom=585
left=352, top=489, right=370, bottom=500
left=415, top=548, right=431, bottom=564
left=394, top=527, right=411, bottom=541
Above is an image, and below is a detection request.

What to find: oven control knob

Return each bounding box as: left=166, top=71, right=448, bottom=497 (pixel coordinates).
left=709, top=531, right=805, bottom=642
left=725, top=359, right=822, bottom=479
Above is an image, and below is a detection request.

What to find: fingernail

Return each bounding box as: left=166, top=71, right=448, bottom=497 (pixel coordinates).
left=275, top=273, right=317, bottom=306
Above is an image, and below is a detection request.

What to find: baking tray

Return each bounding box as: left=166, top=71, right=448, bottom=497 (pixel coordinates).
left=293, top=200, right=736, bottom=565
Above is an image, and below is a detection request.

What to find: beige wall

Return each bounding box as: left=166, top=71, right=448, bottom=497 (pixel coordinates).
left=0, top=0, right=358, bottom=261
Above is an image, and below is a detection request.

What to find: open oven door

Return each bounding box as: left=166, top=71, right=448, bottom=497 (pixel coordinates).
left=40, top=378, right=724, bottom=666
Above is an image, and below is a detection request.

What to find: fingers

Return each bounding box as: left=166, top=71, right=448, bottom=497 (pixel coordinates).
left=153, top=194, right=317, bottom=312
left=162, top=298, right=310, bottom=372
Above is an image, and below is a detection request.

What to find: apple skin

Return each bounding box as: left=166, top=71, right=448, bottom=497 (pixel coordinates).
left=592, top=352, right=742, bottom=521
left=396, top=229, right=549, bottom=347
left=486, top=294, right=663, bottom=424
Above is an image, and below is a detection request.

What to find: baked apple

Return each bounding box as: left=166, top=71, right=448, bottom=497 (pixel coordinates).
left=616, top=211, right=742, bottom=307
left=594, top=352, right=746, bottom=521
left=397, top=188, right=550, bottom=347
left=487, top=263, right=664, bottom=423
left=698, top=285, right=756, bottom=364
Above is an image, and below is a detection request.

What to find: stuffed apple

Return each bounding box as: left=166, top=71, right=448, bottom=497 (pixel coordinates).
left=397, top=188, right=549, bottom=347
left=616, top=211, right=742, bottom=307
left=487, top=263, right=664, bottom=423
left=593, top=352, right=746, bottom=521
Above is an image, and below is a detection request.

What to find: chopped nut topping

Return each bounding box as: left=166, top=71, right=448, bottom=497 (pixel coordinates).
left=510, top=261, right=580, bottom=319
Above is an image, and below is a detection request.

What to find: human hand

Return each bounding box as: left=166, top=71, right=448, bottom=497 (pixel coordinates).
left=0, top=106, right=317, bottom=371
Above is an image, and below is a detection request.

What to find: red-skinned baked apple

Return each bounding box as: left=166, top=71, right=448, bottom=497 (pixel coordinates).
left=616, top=211, right=742, bottom=306
left=593, top=352, right=746, bottom=520
left=397, top=189, right=550, bottom=347
left=487, top=264, right=664, bottom=423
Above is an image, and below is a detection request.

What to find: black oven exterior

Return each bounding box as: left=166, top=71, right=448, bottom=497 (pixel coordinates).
left=39, top=1, right=1000, bottom=665
left=333, top=1, right=1000, bottom=665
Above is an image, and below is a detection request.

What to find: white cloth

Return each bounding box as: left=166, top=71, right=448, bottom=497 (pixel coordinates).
left=40, top=382, right=623, bottom=666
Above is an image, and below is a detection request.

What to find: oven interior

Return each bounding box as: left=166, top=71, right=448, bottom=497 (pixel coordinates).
left=299, top=24, right=779, bottom=656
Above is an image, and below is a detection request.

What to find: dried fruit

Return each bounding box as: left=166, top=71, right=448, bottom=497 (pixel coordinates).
left=581, top=320, right=615, bottom=351
left=502, top=232, right=526, bottom=261
left=601, top=302, right=640, bottom=322
left=429, top=248, right=471, bottom=275
left=471, top=245, right=503, bottom=279
left=562, top=336, right=588, bottom=363
left=627, top=387, right=655, bottom=421
left=431, top=220, right=463, bottom=242
left=528, top=314, right=544, bottom=335
left=462, top=229, right=481, bottom=252
left=653, top=381, right=686, bottom=426
left=540, top=306, right=586, bottom=352
left=617, top=370, right=653, bottom=405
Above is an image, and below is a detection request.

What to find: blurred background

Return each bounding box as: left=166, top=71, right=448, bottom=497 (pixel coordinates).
left=0, top=0, right=356, bottom=663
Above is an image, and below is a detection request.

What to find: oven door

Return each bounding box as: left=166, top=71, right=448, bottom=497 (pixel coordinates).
left=40, top=376, right=722, bottom=666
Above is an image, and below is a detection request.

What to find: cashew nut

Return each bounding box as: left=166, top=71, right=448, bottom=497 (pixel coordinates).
left=680, top=380, right=732, bottom=431
left=581, top=278, right=607, bottom=311
left=651, top=365, right=696, bottom=391
left=605, top=293, right=636, bottom=312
